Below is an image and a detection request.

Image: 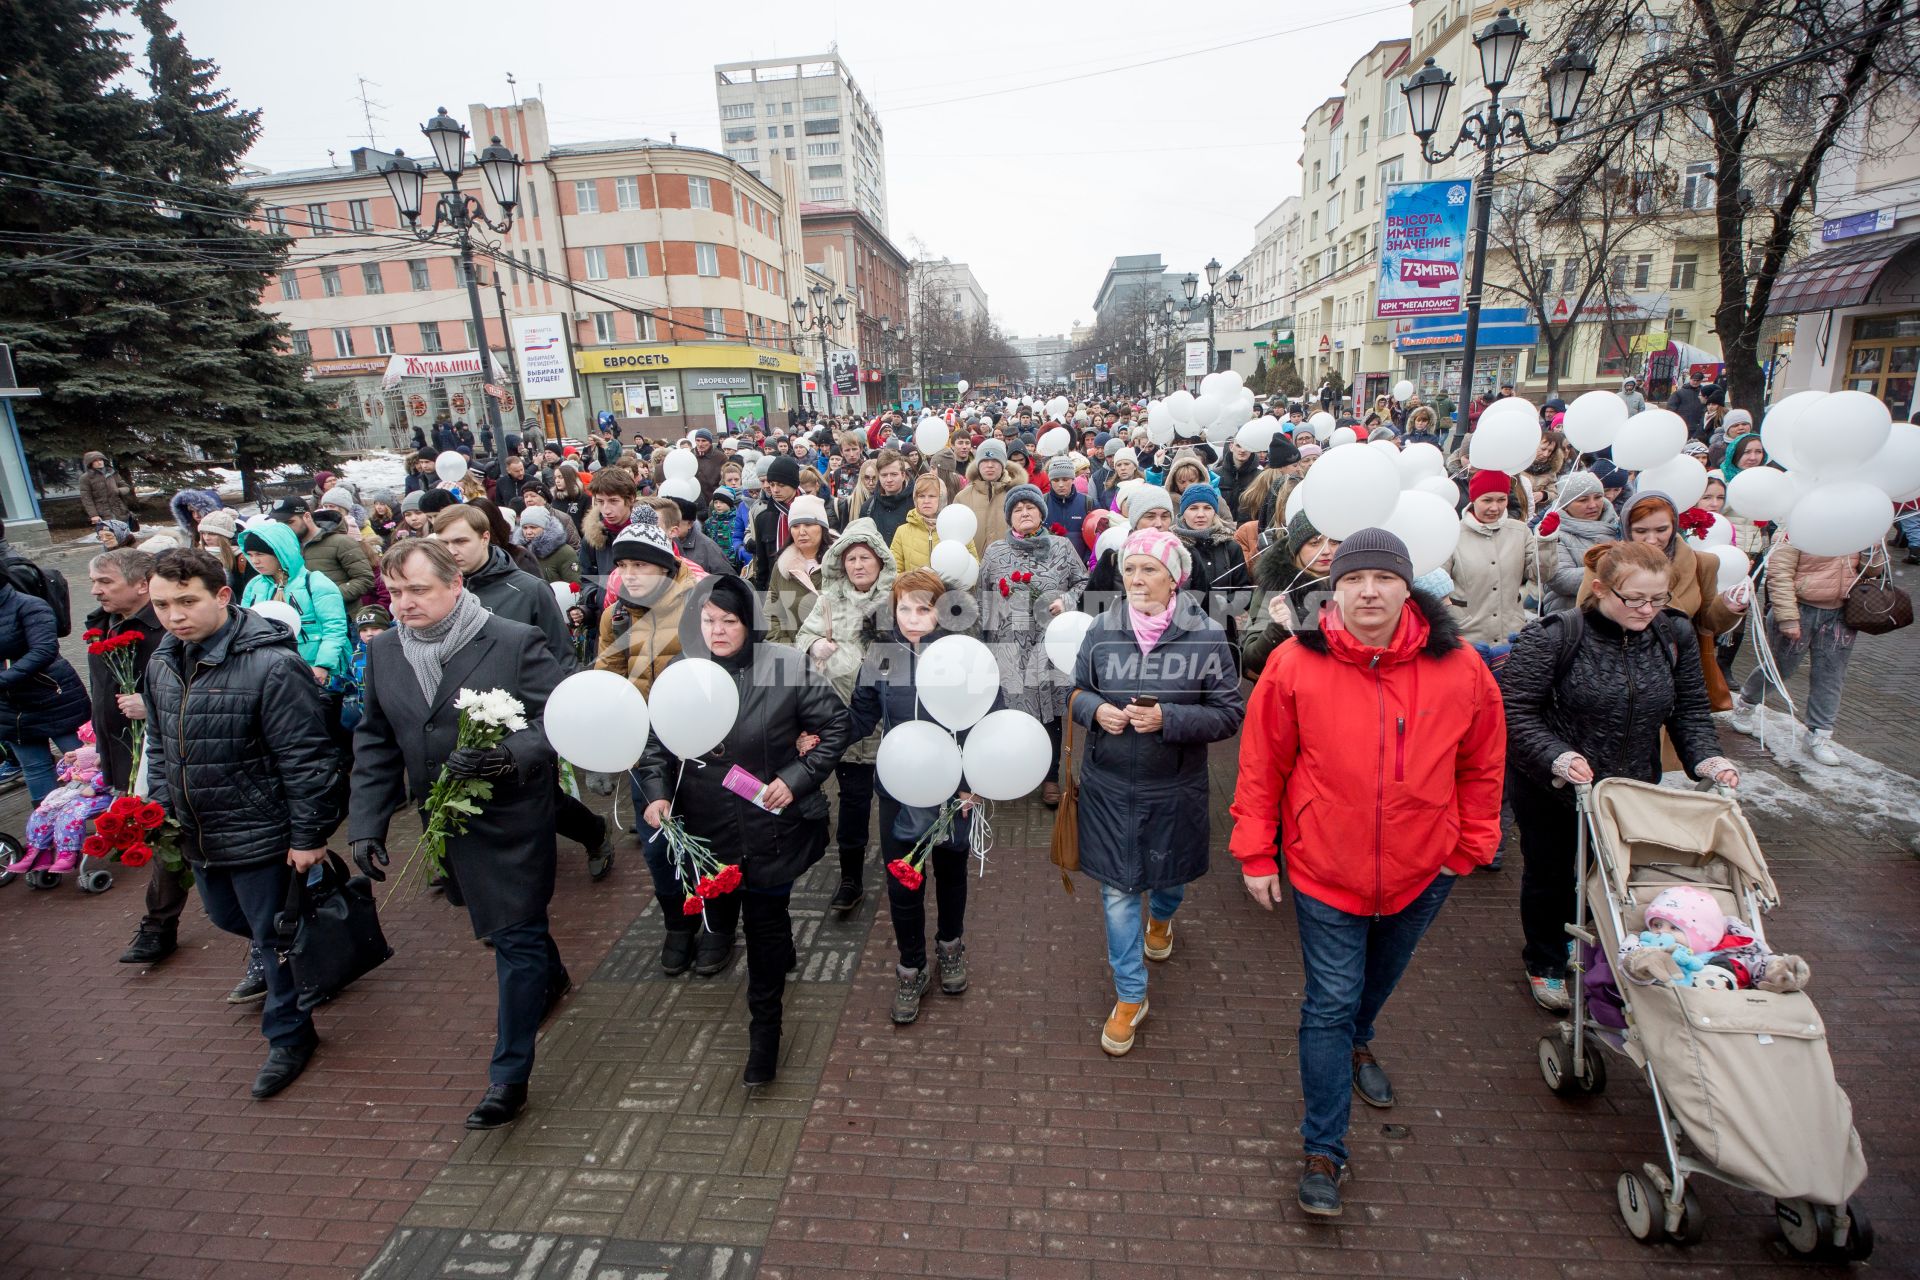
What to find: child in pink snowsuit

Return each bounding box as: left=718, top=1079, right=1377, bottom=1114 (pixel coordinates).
left=17, top=727, right=111, bottom=877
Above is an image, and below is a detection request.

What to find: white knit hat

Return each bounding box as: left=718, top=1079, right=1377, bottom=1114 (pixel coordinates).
left=788, top=494, right=832, bottom=529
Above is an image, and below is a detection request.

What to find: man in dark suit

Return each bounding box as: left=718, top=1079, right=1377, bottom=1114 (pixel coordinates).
left=347, top=538, right=570, bottom=1130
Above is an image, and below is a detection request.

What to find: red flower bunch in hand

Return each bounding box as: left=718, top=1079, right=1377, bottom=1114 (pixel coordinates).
left=1049, top=523, right=1067, bottom=536
left=89, top=793, right=190, bottom=887
left=997, top=576, right=1012, bottom=598
left=886, top=858, right=924, bottom=891
left=1677, top=507, right=1715, bottom=539
left=682, top=895, right=705, bottom=916
left=120, top=844, right=153, bottom=868
left=1013, top=570, right=1034, bottom=584
left=694, top=862, right=743, bottom=899
left=136, top=801, right=166, bottom=831
left=85, top=630, right=144, bottom=657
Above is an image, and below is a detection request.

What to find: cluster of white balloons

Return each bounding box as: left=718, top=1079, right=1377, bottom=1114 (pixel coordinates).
left=1283, top=431, right=1460, bottom=576
left=1141, top=370, right=1261, bottom=450
left=544, top=658, right=742, bottom=777
left=874, top=635, right=1052, bottom=806
left=928, top=503, right=981, bottom=589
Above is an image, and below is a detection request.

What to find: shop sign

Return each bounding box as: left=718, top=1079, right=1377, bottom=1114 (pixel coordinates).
left=1821, top=209, right=1895, bottom=243
left=1318, top=334, right=1332, bottom=354
left=575, top=343, right=810, bottom=376
left=309, top=356, right=390, bottom=377
left=1545, top=294, right=1666, bottom=323
left=382, top=350, right=486, bottom=386
left=687, top=372, right=752, bottom=391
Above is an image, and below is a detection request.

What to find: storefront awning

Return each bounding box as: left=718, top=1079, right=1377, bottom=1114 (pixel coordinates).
left=1766, top=232, right=1920, bottom=316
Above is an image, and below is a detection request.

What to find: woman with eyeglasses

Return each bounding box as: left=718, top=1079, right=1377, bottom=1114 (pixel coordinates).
left=1499, top=539, right=1739, bottom=1013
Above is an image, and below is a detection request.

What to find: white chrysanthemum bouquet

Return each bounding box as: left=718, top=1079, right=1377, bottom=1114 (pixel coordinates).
left=406, top=688, right=527, bottom=884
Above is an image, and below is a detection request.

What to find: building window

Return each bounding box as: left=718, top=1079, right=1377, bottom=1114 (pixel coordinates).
left=726, top=147, right=758, bottom=163
left=278, top=270, right=300, bottom=300
left=419, top=322, right=443, bottom=353
left=808, top=164, right=843, bottom=179
left=331, top=327, right=355, bottom=357
left=264, top=206, right=287, bottom=235
left=372, top=325, right=395, bottom=355
left=1539, top=257, right=1556, bottom=295
left=348, top=199, right=371, bottom=232
left=1670, top=253, right=1698, bottom=290
left=703, top=307, right=725, bottom=337
left=724, top=127, right=758, bottom=144
left=695, top=243, right=720, bottom=276
left=721, top=102, right=754, bottom=120
left=360, top=263, right=384, bottom=294
left=583, top=246, right=608, bottom=280
left=1683, top=162, right=1715, bottom=211
left=624, top=244, right=648, bottom=277
left=735, top=192, right=747, bottom=219
left=786, top=147, right=795, bottom=160
left=408, top=259, right=431, bottom=291
left=1354, top=177, right=1365, bottom=210
left=523, top=183, right=537, bottom=219
left=806, top=141, right=840, bottom=157
left=1633, top=252, right=1653, bottom=289
left=810, top=186, right=843, bottom=201
left=1383, top=84, right=1404, bottom=138
left=803, top=95, right=836, bottom=112
left=593, top=312, right=618, bottom=343
left=615, top=175, right=642, bottom=210
left=538, top=248, right=547, bottom=274
left=688, top=176, right=712, bottom=209
left=572, top=180, right=599, bottom=213
left=307, top=202, right=330, bottom=234
left=782, top=100, right=793, bottom=115
left=1311, top=160, right=1322, bottom=191
left=521, top=250, right=533, bottom=281
left=290, top=330, right=310, bottom=356
left=319, top=266, right=343, bottom=297
left=766, top=126, right=779, bottom=140
left=1358, top=117, right=1370, bottom=153
left=465, top=320, right=479, bottom=349
left=804, top=118, right=840, bottom=135
left=783, top=125, right=795, bottom=138
left=634, top=312, right=656, bottom=341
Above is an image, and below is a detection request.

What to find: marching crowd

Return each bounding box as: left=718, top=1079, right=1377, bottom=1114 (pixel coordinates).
left=1, top=370, right=1893, bottom=1219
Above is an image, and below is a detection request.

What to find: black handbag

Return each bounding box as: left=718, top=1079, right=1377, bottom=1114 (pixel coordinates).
left=273, top=851, right=394, bottom=1010
left=1842, top=564, right=1913, bottom=636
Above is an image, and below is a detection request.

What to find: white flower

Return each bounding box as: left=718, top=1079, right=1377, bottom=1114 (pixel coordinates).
left=459, top=687, right=527, bottom=730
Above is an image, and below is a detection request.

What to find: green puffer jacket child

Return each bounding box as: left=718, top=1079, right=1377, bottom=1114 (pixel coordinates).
left=238, top=520, right=352, bottom=680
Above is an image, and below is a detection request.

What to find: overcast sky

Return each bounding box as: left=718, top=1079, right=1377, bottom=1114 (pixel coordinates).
left=160, top=0, right=1408, bottom=336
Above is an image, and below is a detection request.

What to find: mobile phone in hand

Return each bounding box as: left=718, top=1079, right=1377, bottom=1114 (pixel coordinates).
left=1130, top=695, right=1159, bottom=708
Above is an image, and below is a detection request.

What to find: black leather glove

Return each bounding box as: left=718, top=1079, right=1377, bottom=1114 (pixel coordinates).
left=351, top=838, right=389, bottom=882
left=446, top=745, right=515, bottom=779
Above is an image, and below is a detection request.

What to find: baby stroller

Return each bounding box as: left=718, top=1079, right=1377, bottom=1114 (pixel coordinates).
left=1537, top=777, right=1871, bottom=1260
left=0, top=829, right=116, bottom=893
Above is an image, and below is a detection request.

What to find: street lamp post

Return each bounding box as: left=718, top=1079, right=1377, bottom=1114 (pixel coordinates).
left=381, top=108, right=522, bottom=449
left=1401, top=7, right=1596, bottom=449
left=791, top=282, right=849, bottom=420
left=877, top=316, right=908, bottom=409
left=1181, top=258, right=1245, bottom=384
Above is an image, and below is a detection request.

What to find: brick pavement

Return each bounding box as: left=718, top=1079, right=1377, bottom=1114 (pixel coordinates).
left=0, top=532, right=1916, bottom=1279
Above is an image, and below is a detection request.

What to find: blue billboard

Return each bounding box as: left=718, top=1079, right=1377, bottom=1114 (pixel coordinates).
left=1376, top=179, right=1474, bottom=319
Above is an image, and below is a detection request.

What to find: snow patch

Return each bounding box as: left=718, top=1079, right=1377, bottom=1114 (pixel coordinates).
left=1686, top=706, right=1920, bottom=836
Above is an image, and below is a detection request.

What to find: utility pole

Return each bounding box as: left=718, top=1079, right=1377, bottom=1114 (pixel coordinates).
left=490, top=266, right=519, bottom=453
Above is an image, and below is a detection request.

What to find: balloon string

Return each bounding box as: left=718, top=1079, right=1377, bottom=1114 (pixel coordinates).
left=971, top=800, right=994, bottom=878
left=1742, top=543, right=1797, bottom=753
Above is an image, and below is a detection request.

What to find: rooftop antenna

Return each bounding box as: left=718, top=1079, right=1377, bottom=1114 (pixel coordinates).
left=670, top=131, right=678, bottom=145
left=506, top=72, right=519, bottom=109
left=354, top=76, right=386, bottom=148
left=326, top=148, right=338, bottom=167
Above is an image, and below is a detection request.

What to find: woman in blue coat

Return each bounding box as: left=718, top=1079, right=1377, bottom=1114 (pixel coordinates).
left=1069, top=528, right=1244, bottom=1057
left=0, top=578, right=92, bottom=804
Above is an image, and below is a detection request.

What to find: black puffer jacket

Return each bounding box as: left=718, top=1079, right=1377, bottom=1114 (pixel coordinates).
left=634, top=578, right=853, bottom=889
left=467, top=545, right=574, bottom=670
left=146, top=607, right=341, bottom=868
left=0, top=582, right=90, bottom=741
left=1500, top=606, right=1722, bottom=805
left=1241, top=537, right=1334, bottom=681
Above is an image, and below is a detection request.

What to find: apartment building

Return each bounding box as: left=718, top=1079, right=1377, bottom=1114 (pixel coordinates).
left=911, top=258, right=991, bottom=330
left=716, top=52, right=889, bottom=234
left=238, top=98, right=812, bottom=441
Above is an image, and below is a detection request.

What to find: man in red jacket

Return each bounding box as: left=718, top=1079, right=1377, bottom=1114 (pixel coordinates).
left=1229, top=528, right=1506, bottom=1220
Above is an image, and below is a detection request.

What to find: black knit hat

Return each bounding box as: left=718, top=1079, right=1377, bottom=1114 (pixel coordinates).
left=1327, top=527, right=1413, bottom=587
left=764, top=456, right=803, bottom=488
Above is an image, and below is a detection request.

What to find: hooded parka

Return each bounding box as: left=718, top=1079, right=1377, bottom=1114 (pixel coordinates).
left=794, top=519, right=897, bottom=766
left=238, top=521, right=352, bottom=679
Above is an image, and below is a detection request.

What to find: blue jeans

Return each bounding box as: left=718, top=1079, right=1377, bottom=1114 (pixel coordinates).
left=1099, top=882, right=1186, bottom=1002
left=2, top=730, right=83, bottom=806
left=1293, top=873, right=1455, bottom=1163
left=1738, top=605, right=1856, bottom=733
left=197, top=861, right=313, bottom=1051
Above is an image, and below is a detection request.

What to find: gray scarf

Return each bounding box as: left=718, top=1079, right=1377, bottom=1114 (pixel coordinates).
left=397, top=589, right=489, bottom=701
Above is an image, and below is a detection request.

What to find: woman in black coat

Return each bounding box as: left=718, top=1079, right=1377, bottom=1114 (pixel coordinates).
left=1499, top=538, right=1740, bottom=1014
left=0, top=578, right=92, bottom=804
left=1069, top=529, right=1243, bottom=1058
left=637, top=575, right=852, bottom=1087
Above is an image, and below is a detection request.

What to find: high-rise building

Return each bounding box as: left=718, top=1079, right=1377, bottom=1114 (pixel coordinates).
left=909, top=258, right=990, bottom=330
left=715, top=52, right=889, bottom=233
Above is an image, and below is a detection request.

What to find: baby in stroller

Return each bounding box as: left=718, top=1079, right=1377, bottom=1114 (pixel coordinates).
left=13, top=725, right=111, bottom=879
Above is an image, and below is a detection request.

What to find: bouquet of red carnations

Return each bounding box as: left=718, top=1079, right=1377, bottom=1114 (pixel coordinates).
left=652, top=813, right=744, bottom=925
left=83, top=794, right=190, bottom=887
left=886, top=797, right=966, bottom=891
left=84, top=627, right=149, bottom=755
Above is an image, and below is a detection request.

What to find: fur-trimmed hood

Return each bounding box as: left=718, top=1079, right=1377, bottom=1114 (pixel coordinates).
left=1290, top=586, right=1461, bottom=658
left=169, top=487, right=222, bottom=531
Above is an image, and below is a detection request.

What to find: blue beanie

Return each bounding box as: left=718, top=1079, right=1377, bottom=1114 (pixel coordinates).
left=1003, top=483, right=1046, bottom=522
left=1095, top=432, right=1115, bottom=450
left=1179, top=483, right=1222, bottom=514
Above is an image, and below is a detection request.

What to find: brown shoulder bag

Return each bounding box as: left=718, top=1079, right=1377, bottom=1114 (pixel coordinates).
left=1049, top=692, right=1083, bottom=894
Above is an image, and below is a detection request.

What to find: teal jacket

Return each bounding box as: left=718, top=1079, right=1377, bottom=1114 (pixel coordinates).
left=238, top=521, right=351, bottom=679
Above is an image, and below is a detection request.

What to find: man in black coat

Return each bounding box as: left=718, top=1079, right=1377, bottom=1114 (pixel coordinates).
left=144, top=549, right=341, bottom=1098
left=349, top=538, right=570, bottom=1130
left=1668, top=370, right=1710, bottom=438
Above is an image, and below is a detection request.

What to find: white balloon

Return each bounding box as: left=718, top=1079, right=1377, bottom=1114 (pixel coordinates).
left=915, top=417, right=950, bottom=454
left=1301, top=442, right=1400, bottom=540
left=930, top=539, right=978, bottom=589
left=1191, top=395, right=1224, bottom=428
left=1308, top=411, right=1336, bottom=441
left=1284, top=480, right=1309, bottom=526
left=1199, top=371, right=1231, bottom=398
left=917, top=633, right=1000, bottom=732
left=662, top=450, right=698, bottom=481
left=1794, top=389, right=1892, bottom=475
left=1690, top=513, right=1735, bottom=547
left=543, top=669, right=651, bottom=773
left=434, top=451, right=468, bottom=483
left=1146, top=400, right=1172, bottom=430
left=961, top=709, right=1052, bottom=801
left=1477, top=396, right=1540, bottom=431
left=876, top=721, right=963, bottom=808
left=649, top=657, right=740, bottom=759
left=1328, top=427, right=1357, bottom=448
left=551, top=580, right=579, bottom=610
left=1396, top=441, right=1446, bottom=486
left=1147, top=415, right=1177, bottom=446
left=1393, top=379, right=1415, bottom=403
left=1786, top=481, right=1893, bottom=557
left=956, top=379, right=970, bottom=394
left=1761, top=390, right=1824, bottom=472
left=1203, top=418, right=1239, bottom=445
left=1043, top=610, right=1096, bottom=676
left=1562, top=389, right=1630, bottom=453
left=1381, top=490, right=1463, bottom=578
left=1235, top=421, right=1278, bottom=453
left=1093, top=520, right=1132, bottom=561
left=1634, top=455, right=1709, bottom=512
left=1467, top=411, right=1540, bottom=474
left=1219, top=369, right=1245, bottom=391
left=1369, top=439, right=1400, bottom=460
left=1725, top=465, right=1796, bottom=522
left=1046, top=396, right=1070, bottom=421
left=1612, top=408, right=1688, bottom=471
left=1174, top=416, right=1203, bottom=439
left=1165, top=389, right=1196, bottom=422
left=248, top=599, right=302, bottom=638
left=935, top=505, right=977, bottom=545
left=1415, top=475, right=1461, bottom=504
left=659, top=475, right=700, bottom=504
left=1037, top=426, right=1071, bottom=456
left=1844, top=421, right=1920, bottom=501
left=1704, top=544, right=1751, bottom=593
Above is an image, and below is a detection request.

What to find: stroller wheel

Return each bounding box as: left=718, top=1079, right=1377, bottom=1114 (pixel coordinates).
left=1576, top=1039, right=1608, bottom=1095
left=79, top=869, right=113, bottom=894
left=0, top=833, right=24, bottom=885
left=1538, top=1033, right=1579, bottom=1096
left=1838, top=1201, right=1874, bottom=1261
left=1670, top=1186, right=1706, bottom=1246
left=1776, top=1197, right=1829, bottom=1256
left=1617, top=1170, right=1666, bottom=1243
left=25, top=870, right=60, bottom=891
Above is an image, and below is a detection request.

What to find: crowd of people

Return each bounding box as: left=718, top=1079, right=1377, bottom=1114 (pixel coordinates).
left=0, top=368, right=1893, bottom=1220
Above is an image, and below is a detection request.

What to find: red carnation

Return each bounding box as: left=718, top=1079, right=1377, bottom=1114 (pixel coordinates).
left=682, top=895, right=705, bottom=916
left=997, top=577, right=1011, bottom=598
left=120, top=844, right=153, bottom=868
left=1677, top=507, right=1714, bottom=537
left=82, top=834, right=109, bottom=860
left=1537, top=511, right=1561, bottom=537
left=712, top=863, right=743, bottom=893
left=1049, top=523, right=1067, bottom=536
left=83, top=628, right=105, bottom=643
left=886, top=858, right=924, bottom=890
left=137, top=801, right=167, bottom=831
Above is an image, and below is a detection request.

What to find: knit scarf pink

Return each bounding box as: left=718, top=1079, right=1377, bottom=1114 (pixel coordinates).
left=1128, top=604, right=1174, bottom=653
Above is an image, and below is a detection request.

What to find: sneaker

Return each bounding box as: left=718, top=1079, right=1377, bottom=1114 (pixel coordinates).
left=935, top=939, right=968, bottom=995
left=1728, top=698, right=1760, bottom=735
left=1144, top=917, right=1173, bottom=962
left=828, top=878, right=864, bottom=915
left=1100, top=998, right=1148, bottom=1056
left=0, top=761, right=21, bottom=788
left=1351, top=1046, right=1394, bottom=1109
left=1297, top=1154, right=1349, bottom=1218
left=1528, top=972, right=1571, bottom=1012
left=585, top=818, right=614, bottom=881
left=1807, top=731, right=1841, bottom=766
left=119, top=926, right=178, bottom=965
left=891, top=965, right=931, bottom=1024
left=226, top=967, right=268, bottom=1005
